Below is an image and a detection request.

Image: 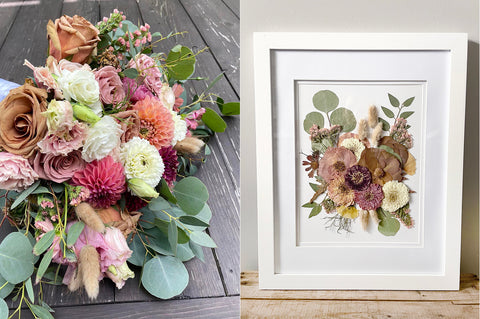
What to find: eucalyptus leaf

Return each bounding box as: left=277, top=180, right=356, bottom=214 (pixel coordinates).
left=189, top=241, right=205, bottom=262
left=190, top=231, right=216, bottom=248
left=202, top=108, right=226, bottom=132
left=178, top=216, right=209, bottom=227
left=25, top=277, right=34, bottom=303
left=303, top=112, right=324, bottom=132
left=187, top=204, right=212, bottom=232
left=157, top=179, right=177, bottom=204
left=30, top=304, right=54, bottom=319
left=177, top=228, right=189, bottom=244
left=149, top=196, right=171, bottom=212
left=145, top=227, right=174, bottom=256
left=330, top=107, right=357, bottom=132
left=400, top=111, right=414, bottom=119
left=36, top=249, right=53, bottom=284
left=33, top=230, right=55, bottom=256
left=66, top=222, right=85, bottom=247
left=381, top=106, right=395, bottom=119
left=11, top=181, right=40, bottom=209
left=312, top=90, right=339, bottom=113
left=388, top=93, right=400, bottom=107
left=205, top=73, right=224, bottom=93
left=0, top=232, right=34, bottom=284
left=154, top=218, right=170, bottom=234
left=402, top=96, right=415, bottom=107
left=308, top=205, right=322, bottom=218
left=168, top=221, right=178, bottom=255
left=0, top=273, right=14, bottom=299
left=0, top=298, right=7, bottom=319
left=377, top=208, right=400, bottom=236
left=166, top=46, right=196, bottom=81
left=378, top=117, right=390, bottom=131
left=141, top=256, right=189, bottom=299
left=176, top=243, right=195, bottom=262
left=219, top=102, right=240, bottom=116
left=123, top=68, right=138, bottom=79
left=173, top=177, right=209, bottom=215
left=127, top=234, right=147, bottom=267
left=302, top=203, right=316, bottom=208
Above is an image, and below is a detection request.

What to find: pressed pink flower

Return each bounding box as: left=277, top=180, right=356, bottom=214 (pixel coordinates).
left=133, top=95, right=175, bottom=149
left=37, top=121, right=88, bottom=156
left=71, top=156, right=126, bottom=208
left=0, top=152, right=38, bottom=191
left=317, top=147, right=356, bottom=182
left=95, top=66, right=126, bottom=107
left=185, top=108, right=206, bottom=130
left=327, top=175, right=355, bottom=207
left=159, top=146, right=178, bottom=186
left=355, top=183, right=384, bottom=211
left=33, top=150, right=86, bottom=183
left=127, top=54, right=163, bottom=96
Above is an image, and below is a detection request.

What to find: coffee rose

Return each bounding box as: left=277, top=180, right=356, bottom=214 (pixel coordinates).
left=47, top=15, right=100, bottom=64
left=33, top=150, right=86, bottom=183
left=95, top=66, right=126, bottom=107
left=0, top=84, right=48, bottom=158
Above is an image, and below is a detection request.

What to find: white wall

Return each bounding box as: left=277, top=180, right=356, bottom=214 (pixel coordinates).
left=240, top=0, right=479, bottom=274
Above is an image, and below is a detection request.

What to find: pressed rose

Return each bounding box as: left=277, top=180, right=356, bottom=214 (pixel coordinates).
left=33, top=150, right=86, bottom=183
left=38, top=121, right=88, bottom=156
left=42, top=100, right=74, bottom=135
left=358, top=148, right=402, bottom=186
left=0, top=152, right=38, bottom=191
left=0, top=84, right=48, bottom=158
left=317, top=147, right=356, bottom=182
left=47, top=15, right=100, bottom=63
left=127, top=54, right=163, bottom=95
left=95, top=66, right=125, bottom=107
left=379, top=136, right=408, bottom=165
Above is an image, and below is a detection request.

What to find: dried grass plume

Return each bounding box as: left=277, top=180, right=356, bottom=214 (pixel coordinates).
left=75, top=202, right=106, bottom=233
left=79, top=245, right=100, bottom=300
left=174, top=136, right=205, bottom=154
left=371, top=122, right=383, bottom=147
left=369, top=210, right=380, bottom=224
left=357, top=119, right=369, bottom=141
left=368, top=105, right=378, bottom=128
left=359, top=210, right=369, bottom=231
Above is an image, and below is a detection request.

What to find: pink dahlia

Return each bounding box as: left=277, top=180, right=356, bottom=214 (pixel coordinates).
left=71, top=156, right=126, bottom=208
left=159, top=146, right=178, bottom=186
left=317, top=147, right=356, bottom=182
left=355, top=183, right=384, bottom=211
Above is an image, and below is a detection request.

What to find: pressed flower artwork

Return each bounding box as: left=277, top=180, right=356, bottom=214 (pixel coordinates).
left=297, top=82, right=424, bottom=243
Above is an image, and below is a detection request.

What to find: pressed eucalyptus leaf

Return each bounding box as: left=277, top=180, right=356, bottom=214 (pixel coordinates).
left=377, top=209, right=400, bottom=236
left=402, top=96, right=415, bottom=107
left=381, top=106, right=395, bottom=119
left=308, top=205, right=322, bottom=218
left=330, top=107, right=357, bottom=132
left=400, top=111, right=414, bottom=119
left=303, top=112, right=324, bottom=132
left=388, top=93, right=400, bottom=107
left=312, top=90, right=339, bottom=113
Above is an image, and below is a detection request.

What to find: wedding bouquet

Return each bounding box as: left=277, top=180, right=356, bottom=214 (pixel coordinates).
left=0, top=10, right=238, bottom=318
left=302, top=90, right=415, bottom=235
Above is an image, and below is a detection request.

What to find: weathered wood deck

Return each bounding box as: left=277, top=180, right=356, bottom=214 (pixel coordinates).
left=0, top=0, right=239, bottom=317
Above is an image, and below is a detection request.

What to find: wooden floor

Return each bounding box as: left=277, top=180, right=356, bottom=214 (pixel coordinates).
left=241, top=272, right=480, bottom=318
left=0, top=0, right=239, bottom=318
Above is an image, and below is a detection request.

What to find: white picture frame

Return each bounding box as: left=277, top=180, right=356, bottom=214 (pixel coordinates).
left=253, top=33, right=468, bottom=290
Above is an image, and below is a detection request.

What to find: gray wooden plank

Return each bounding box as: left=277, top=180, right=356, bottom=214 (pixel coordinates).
left=0, top=0, right=24, bottom=51
left=62, top=0, right=99, bottom=22
left=11, top=296, right=240, bottom=319
left=137, top=0, right=240, bottom=296
left=221, top=0, right=239, bottom=18
left=180, top=0, right=240, bottom=95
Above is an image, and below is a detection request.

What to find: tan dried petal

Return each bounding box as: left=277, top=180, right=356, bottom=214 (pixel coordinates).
left=368, top=105, right=378, bottom=128
left=358, top=119, right=369, bottom=141
left=404, top=152, right=416, bottom=175
left=359, top=210, right=369, bottom=231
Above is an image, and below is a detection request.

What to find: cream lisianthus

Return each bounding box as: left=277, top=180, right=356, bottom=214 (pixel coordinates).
left=340, top=137, right=365, bottom=161
left=170, top=111, right=187, bottom=146
left=42, top=99, right=74, bottom=135
left=82, top=116, right=123, bottom=162
left=58, top=69, right=101, bottom=114
left=120, top=137, right=164, bottom=188
left=381, top=180, right=409, bottom=213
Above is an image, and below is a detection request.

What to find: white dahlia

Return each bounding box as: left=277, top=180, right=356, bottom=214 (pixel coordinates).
left=340, top=138, right=365, bottom=161
left=120, top=137, right=164, bottom=188
left=381, top=180, right=409, bottom=213
left=82, top=116, right=123, bottom=162
left=170, top=111, right=187, bottom=146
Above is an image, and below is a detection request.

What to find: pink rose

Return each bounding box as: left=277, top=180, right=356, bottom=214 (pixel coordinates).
left=95, top=66, right=125, bottom=107
left=33, top=150, right=86, bottom=183
left=38, top=121, right=88, bottom=156
left=127, top=54, right=163, bottom=95
left=0, top=152, right=38, bottom=191
left=122, top=77, right=154, bottom=103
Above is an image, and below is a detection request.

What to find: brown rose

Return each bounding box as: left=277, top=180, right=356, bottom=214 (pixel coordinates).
left=358, top=148, right=402, bottom=186
left=0, top=84, right=48, bottom=158
left=114, top=110, right=140, bottom=143
left=47, top=15, right=100, bottom=64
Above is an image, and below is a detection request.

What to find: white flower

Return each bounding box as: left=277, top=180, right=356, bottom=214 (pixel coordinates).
left=170, top=111, right=187, bottom=146
left=42, top=99, right=74, bottom=135
left=381, top=180, right=409, bottom=213
left=159, top=85, right=176, bottom=110
left=120, top=137, right=164, bottom=188
left=58, top=69, right=100, bottom=109
left=340, top=138, right=365, bottom=161
left=82, top=116, right=123, bottom=162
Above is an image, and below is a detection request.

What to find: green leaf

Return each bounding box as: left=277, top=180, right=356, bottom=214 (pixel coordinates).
left=141, top=256, right=189, bottom=299
left=176, top=243, right=195, bottom=262
left=330, top=107, right=357, bottom=132
left=205, top=73, right=224, bottom=93
left=400, top=111, right=414, bottom=119
left=168, top=221, right=178, bottom=255
left=0, top=232, right=34, bottom=284
left=187, top=204, right=212, bottom=232
left=189, top=241, right=204, bottom=262
left=127, top=234, right=147, bottom=267
left=66, top=222, right=85, bottom=247
left=381, top=106, right=395, bottom=119
left=173, top=177, right=209, bottom=215
left=178, top=216, right=209, bottom=227
left=144, top=227, right=174, bottom=256
left=308, top=205, right=322, bottom=218
left=154, top=218, right=170, bottom=234
left=177, top=228, right=189, bottom=244
left=303, top=112, right=324, bottom=132
left=31, top=186, right=51, bottom=195
left=377, top=208, right=400, bottom=236
left=312, top=90, right=339, bottom=113
left=378, top=145, right=403, bottom=164
left=157, top=179, right=177, bottom=204
left=123, top=68, right=138, bottom=79
left=388, top=93, right=400, bottom=107
left=302, top=202, right=316, bottom=208
left=402, top=96, right=415, bottom=107
left=11, top=181, right=40, bottom=209
left=25, top=277, right=34, bottom=303
left=378, top=117, right=390, bottom=131
left=189, top=231, right=216, bottom=248
left=218, top=102, right=240, bottom=116
left=0, top=273, right=14, bottom=298
left=30, top=304, right=54, bottom=319
left=36, top=249, right=53, bottom=284
left=149, top=196, right=171, bottom=212
left=0, top=299, right=8, bottom=319
left=309, top=183, right=321, bottom=192
left=33, top=230, right=55, bottom=256
left=202, top=108, right=226, bottom=132
left=166, top=46, right=196, bottom=81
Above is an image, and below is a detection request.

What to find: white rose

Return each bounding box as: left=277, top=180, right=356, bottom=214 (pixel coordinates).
left=58, top=69, right=100, bottom=107
left=171, top=111, right=187, bottom=146
left=159, top=85, right=176, bottom=110
left=82, top=116, right=123, bottom=162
